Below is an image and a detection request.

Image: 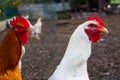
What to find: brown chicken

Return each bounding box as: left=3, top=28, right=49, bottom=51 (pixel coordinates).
left=0, top=16, right=31, bottom=80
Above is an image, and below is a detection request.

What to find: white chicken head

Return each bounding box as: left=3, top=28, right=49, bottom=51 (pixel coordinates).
left=37, top=17, right=44, bottom=22
left=83, top=15, right=108, bottom=42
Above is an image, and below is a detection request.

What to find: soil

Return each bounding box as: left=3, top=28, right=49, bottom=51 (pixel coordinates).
left=0, top=15, right=120, bottom=80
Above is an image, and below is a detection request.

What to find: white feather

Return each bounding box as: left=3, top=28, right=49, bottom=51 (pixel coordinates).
left=23, top=14, right=29, bottom=19
left=19, top=45, right=25, bottom=72
left=33, top=18, right=42, bottom=34
left=31, top=18, right=43, bottom=40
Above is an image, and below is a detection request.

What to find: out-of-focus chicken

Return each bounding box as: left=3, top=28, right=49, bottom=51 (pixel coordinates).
left=31, top=17, right=43, bottom=40
left=23, top=14, right=29, bottom=20
left=48, top=15, right=108, bottom=80
left=0, top=16, right=31, bottom=80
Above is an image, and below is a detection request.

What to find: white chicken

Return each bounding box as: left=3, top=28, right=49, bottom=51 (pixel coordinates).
left=48, top=15, right=108, bottom=80
left=23, top=14, right=29, bottom=20
left=31, top=17, right=43, bottom=40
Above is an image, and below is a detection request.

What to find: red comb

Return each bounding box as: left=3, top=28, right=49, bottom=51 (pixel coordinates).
left=10, top=16, right=29, bottom=28
left=87, top=15, right=105, bottom=26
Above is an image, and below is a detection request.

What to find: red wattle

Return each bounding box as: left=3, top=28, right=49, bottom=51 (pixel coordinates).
left=85, top=29, right=101, bottom=42
left=15, top=32, right=29, bottom=44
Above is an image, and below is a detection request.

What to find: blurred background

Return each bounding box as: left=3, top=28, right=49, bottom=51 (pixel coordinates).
left=0, top=0, right=120, bottom=20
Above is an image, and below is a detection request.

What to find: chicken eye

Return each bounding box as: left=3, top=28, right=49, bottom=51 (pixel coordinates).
left=89, top=24, right=97, bottom=28
left=18, top=26, right=23, bottom=29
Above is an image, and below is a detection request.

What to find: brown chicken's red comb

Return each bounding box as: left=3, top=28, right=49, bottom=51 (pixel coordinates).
left=10, top=16, right=29, bottom=28
left=87, top=15, right=105, bottom=27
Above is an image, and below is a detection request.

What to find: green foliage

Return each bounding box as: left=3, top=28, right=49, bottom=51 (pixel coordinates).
left=0, top=0, right=22, bottom=20
left=110, top=0, right=120, bottom=4
left=0, top=0, right=22, bottom=8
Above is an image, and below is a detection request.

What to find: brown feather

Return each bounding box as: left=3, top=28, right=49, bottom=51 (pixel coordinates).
left=0, top=29, right=22, bottom=79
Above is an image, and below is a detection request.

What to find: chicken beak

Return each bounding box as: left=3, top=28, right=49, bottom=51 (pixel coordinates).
left=99, top=27, right=109, bottom=34
left=27, top=28, right=32, bottom=32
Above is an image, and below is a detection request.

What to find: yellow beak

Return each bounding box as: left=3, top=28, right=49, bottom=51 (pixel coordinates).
left=99, top=27, right=109, bottom=34
left=27, top=28, right=32, bottom=32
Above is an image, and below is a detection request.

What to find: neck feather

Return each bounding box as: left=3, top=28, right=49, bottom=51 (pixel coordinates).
left=60, top=25, right=92, bottom=67
left=0, top=29, right=22, bottom=74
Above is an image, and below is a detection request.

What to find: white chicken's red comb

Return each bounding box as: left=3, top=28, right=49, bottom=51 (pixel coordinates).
left=87, top=15, right=105, bottom=27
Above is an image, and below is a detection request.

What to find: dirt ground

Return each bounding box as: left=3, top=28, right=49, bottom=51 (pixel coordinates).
left=0, top=15, right=120, bottom=80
